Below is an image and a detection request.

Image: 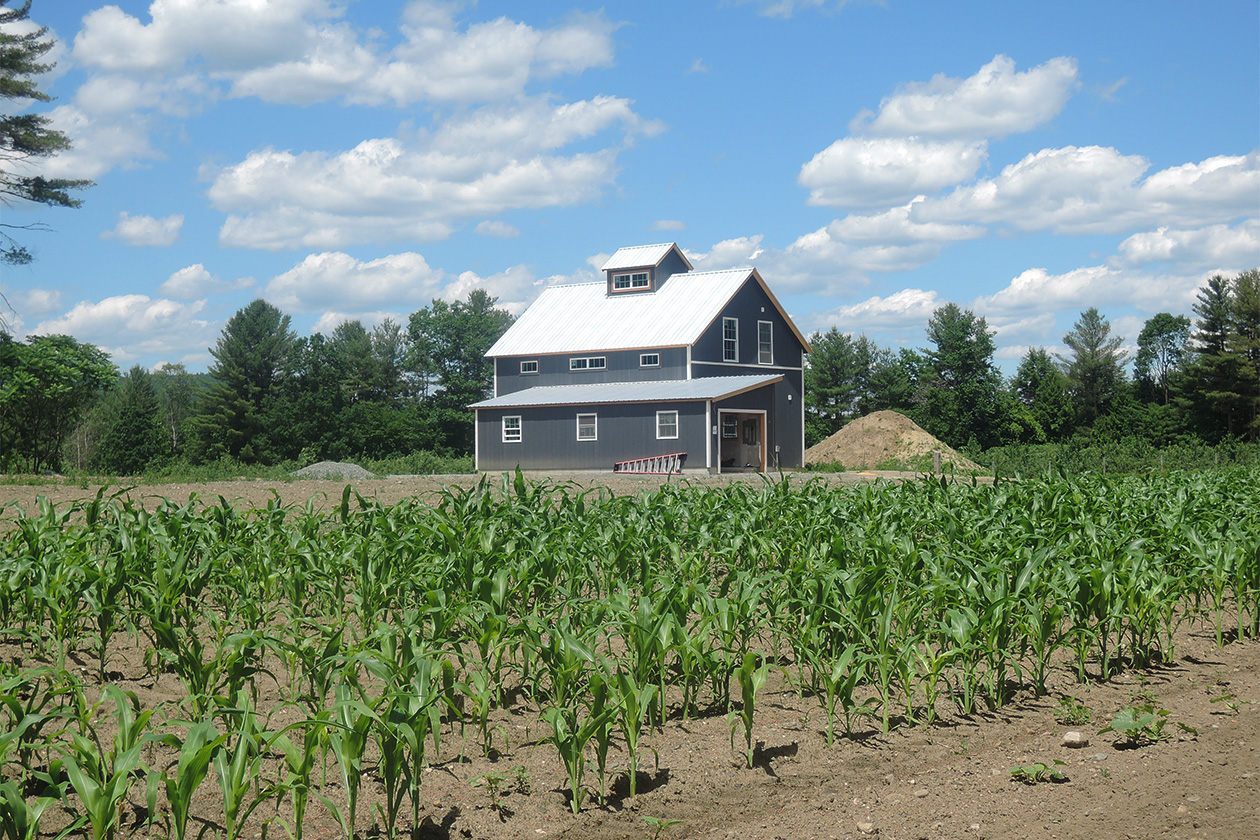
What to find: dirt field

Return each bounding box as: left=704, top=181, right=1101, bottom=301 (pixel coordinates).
left=2, top=474, right=1256, bottom=840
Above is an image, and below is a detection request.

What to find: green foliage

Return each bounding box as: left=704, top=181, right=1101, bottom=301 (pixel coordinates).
left=1, top=0, right=93, bottom=267
left=407, top=289, right=514, bottom=453
left=2, top=463, right=1258, bottom=832
left=1054, top=695, right=1092, bottom=726
left=1059, top=307, right=1128, bottom=428
left=917, top=303, right=1005, bottom=449
left=0, top=333, right=117, bottom=473
left=1099, top=702, right=1173, bottom=747
left=1009, top=759, right=1068, bottom=784
left=190, top=299, right=296, bottom=465
left=1135, top=313, right=1191, bottom=405
left=92, top=366, right=168, bottom=475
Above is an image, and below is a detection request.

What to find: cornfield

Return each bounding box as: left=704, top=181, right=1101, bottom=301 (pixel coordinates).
left=1, top=467, right=1257, bottom=836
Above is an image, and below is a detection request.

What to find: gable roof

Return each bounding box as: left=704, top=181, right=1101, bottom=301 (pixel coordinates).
left=599, top=242, right=693, bottom=272
left=470, top=374, right=783, bottom=409
left=486, top=267, right=811, bottom=357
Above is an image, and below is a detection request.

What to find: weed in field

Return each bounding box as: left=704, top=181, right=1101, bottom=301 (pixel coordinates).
left=1009, top=760, right=1068, bottom=784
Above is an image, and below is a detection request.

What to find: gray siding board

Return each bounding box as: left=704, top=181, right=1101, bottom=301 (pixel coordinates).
left=496, top=347, right=688, bottom=395
left=477, top=401, right=707, bottom=472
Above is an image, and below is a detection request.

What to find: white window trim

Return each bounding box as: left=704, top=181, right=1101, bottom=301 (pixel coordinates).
left=656, top=410, right=679, bottom=440
left=722, top=317, right=739, bottom=362
left=502, top=416, right=522, bottom=443
left=520, top=360, right=539, bottom=375
left=758, top=320, right=773, bottom=365
left=640, top=352, right=660, bottom=368
left=569, top=356, right=607, bottom=371
left=576, top=413, right=598, bottom=441
left=612, top=271, right=651, bottom=291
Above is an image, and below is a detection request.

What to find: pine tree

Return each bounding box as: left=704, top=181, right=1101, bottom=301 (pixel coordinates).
left=94, top=365, right=167, bottom=475
left=1, top=0, right=93, bottom=268
left=191, top=299, right=295, bottom=464
left=1058, top=308, right=1128, bottom=427
left=1177, top=275, right=1249, bottom=441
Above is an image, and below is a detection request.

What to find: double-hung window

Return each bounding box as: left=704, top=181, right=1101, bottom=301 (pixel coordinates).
left=576, top=413, right=598, bottom=441
left=502, top=416, right=522, bottom=443
left=656, top=410, right=679, bottom=440
left=722, top=317, right=738, bottom=362
left=757, top=321, right=773, bottom=365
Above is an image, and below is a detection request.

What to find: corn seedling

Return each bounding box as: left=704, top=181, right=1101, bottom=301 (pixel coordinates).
left=729, top=651, right=770, bottom=768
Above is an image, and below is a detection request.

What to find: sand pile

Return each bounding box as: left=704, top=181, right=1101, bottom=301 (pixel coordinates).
left=805, top=410, right=981, bottom=471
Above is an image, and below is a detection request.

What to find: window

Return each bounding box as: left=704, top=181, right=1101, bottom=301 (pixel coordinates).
left=520, top=360, right=539, bottom=375
left=722, top=317, right=738, bottom=362
left=640, top=353, right=660, bottom=368
left=758, top=321, right=773, bottom=365
left=502, top=416, right=521, bottom=443
left=721, top=415, right=738, bottom=438
left=570, top=356, right=606, bottom=371
left=656, top=410, right=679, bottom=440
left=577, top=413, right=598, bottom=441
left=612, top=271, right=650, bottom=290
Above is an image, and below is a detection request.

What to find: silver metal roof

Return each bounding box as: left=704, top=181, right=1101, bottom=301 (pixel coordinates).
left=486, top=267, right=760, bottom=357
left=470, top=374, right=783, bottom=409
left=599, top=242, right=692, bottom=272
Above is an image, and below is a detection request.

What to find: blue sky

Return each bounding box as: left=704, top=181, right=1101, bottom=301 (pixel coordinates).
left=3, top=0, right=1257, bottom=374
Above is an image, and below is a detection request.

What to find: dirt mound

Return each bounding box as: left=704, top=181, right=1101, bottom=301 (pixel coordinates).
left=805, top=410, right=981, bottom=471
left=289, top=460, right=375, bottom=480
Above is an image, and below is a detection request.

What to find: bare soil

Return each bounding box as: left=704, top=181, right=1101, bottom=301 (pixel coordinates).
left=805, top=411, right=981, bottom=473
left=2, top=475, right=1256, bottom=840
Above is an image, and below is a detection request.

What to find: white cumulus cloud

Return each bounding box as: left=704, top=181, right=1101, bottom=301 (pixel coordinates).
left=31, top=295, right=213, bottom=365
left=852, top=55, right=1080, bottom=139
left=102, top=212, right=184, bottom=247
left=799, top=137, right=987, bottom=208
left=210, top=96, right=654, bottom=250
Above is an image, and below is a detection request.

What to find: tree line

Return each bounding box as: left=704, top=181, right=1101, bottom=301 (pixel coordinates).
left=3, top=271, right=1257, bottom=477
left=0, top=290, right=513, bottom=475
left=803, top=270, right=1260, bottom=455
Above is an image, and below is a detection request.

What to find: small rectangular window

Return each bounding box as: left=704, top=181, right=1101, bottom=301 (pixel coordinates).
left=502, top=416, right=521, bottom=443
left=640, top=353, right=660, bottom=368
left=657, top=410, right=679, bottom=440
left=613, top=271, right=650, bottom=290
left=577, top=413, right=598, bottom=441
left=723, top=317, right=738, bottom=362
left=722, top=415, right=738, bottom=439
left=520, top=360, right=539, bottom=375
left=758, top=321, right=773, bottom=365
left=570, top=356, right=606, bottom=371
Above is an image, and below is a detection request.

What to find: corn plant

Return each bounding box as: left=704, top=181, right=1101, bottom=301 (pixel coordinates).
left=155, top=720, right=226, bottom=840
left=614, top=670, right=657, bottom=797
left=319, top=682, right=377, bottom=840
left=212, top=691, right=272, bottom=840
left=542, top=697, right=617, bottom=815
left=60, top=686, right=156, bottom=840
left=729, top=651, right=770, bottom=768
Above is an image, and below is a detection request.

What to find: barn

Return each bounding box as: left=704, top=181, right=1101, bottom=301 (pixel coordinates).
left=470, top=243, right=810, bottom=474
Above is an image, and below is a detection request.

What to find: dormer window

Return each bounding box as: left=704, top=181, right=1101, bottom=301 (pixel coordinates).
left=612, top=271, right=651, bottom=291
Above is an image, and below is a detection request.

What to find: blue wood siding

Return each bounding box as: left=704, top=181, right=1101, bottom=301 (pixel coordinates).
left=494, top=347, right=687, bottom=396
left=691, top=280, right=803, bottom=371
left=476, top=401, right=708, bottom=472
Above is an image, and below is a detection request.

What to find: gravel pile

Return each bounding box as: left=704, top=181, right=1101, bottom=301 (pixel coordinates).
left=289, top=460, right=375, bottom=480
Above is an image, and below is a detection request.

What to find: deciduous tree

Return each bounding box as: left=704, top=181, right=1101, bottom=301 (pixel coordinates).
left=1135, top=313, right=1191, bottom=405
left=407, top=289, right=514, bottom=454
